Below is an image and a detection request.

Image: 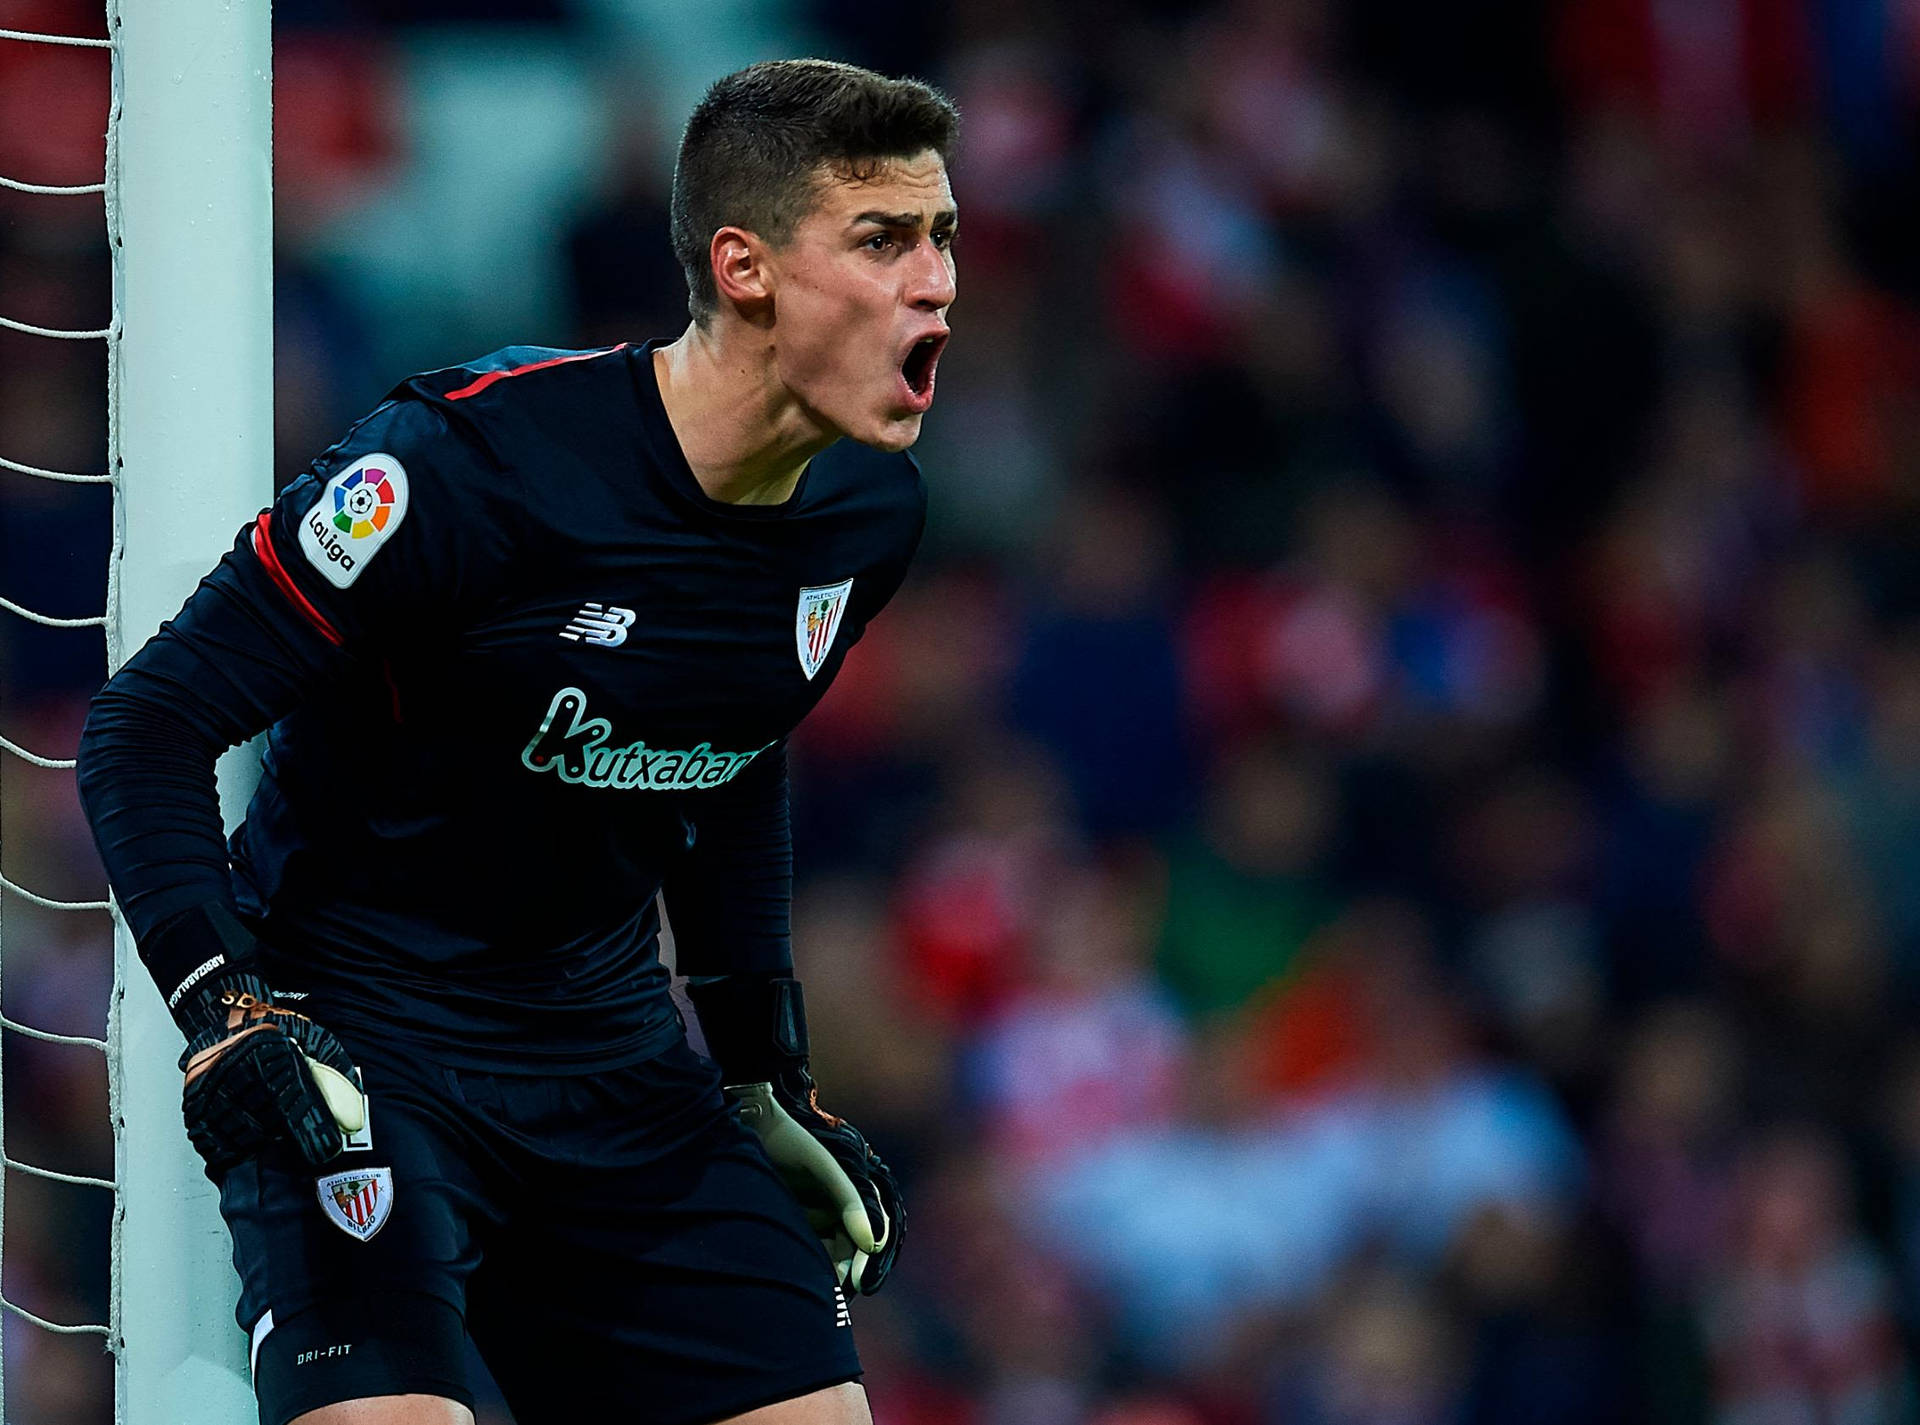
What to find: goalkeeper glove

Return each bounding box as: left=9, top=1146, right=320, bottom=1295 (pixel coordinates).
left=688, top=974, right=903, bottom=1294
left=153, top=905, right=365, bottom=1170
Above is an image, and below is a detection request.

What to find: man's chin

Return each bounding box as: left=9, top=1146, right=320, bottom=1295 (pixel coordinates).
left=855, top=411, right=925, bottom=454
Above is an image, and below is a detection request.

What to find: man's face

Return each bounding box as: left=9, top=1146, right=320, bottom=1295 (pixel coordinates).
left=764, top=150, right=957, bottom=452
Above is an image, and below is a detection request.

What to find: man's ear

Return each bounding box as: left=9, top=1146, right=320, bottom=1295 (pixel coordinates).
left=710, top=226, right=774, bottom=315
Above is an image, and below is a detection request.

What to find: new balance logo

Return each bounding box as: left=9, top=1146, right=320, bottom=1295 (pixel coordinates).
left=834, top=1286, right=851, bottom=1328
left=560, top=603, right=636, bottom=647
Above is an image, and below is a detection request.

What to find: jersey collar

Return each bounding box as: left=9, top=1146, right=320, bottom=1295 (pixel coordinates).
left=631, top=338, right=815, bottom=522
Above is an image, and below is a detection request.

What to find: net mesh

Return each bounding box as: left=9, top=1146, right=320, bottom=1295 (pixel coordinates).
left=0, top=15, right=122, bottom=1423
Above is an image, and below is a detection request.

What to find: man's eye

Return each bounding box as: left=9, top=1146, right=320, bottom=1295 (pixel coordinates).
left=864, top=233, right=894, bottom=252
left=934, top=229, right=956, bottom=249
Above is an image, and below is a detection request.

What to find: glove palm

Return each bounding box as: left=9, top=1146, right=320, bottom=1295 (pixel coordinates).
left=177, top=970, right=365, bottom=1169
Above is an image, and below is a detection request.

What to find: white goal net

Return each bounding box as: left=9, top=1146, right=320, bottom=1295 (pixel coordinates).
left=0, top=2, right=271, bottom=1421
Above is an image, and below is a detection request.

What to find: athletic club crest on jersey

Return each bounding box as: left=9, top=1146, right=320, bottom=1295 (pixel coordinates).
left=795, top=579, right=854, bottom=680
left=316, top=1167, right=392, bottom=1242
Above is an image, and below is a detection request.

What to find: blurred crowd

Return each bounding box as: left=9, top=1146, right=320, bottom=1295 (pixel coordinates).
left=6, top=0, right=1920, bottom=1420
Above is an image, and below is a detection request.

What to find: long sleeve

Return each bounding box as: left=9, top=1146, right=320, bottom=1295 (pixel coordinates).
left=661, top=741, right=793, bottom=977
left=76, top=396, right=514, bottom=1003
left=77, top=525, right=354, bottom=971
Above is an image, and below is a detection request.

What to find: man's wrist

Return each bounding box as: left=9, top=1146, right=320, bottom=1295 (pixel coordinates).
left=173, top=968, right=279, bottom=1053
left=143, top=902, right=261, bottom=1027
left=685, top=972, right=806, bottom=1086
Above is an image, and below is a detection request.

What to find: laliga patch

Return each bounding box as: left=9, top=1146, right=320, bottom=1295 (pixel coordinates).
left=315, top=1166, right=392, bottom=1242
left=795, top=578, right=853, bottom=680
left=297, top=453, right=409, bottom=589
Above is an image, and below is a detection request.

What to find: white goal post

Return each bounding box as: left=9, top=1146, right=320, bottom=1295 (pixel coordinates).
left=108, top=0, right=273, bottom=1418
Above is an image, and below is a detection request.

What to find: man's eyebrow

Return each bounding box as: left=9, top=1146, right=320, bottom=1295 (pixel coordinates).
left=849, top=209, right=960, bottom=230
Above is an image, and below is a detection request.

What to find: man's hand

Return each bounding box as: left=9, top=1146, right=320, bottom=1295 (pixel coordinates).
left=729, top=1074, right=903, bottom=1293
left=176, top=968, right=365, bottom=1170
left=689, top=974, right=905, bottom=1294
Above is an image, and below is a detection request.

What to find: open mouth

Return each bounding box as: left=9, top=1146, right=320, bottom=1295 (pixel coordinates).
left=900, top=333, right=947, bottom=400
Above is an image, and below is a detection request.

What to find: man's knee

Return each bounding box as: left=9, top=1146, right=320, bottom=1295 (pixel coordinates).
left=291, top=1395, right=475, bottom=1425
left=722, top=1381, right=871, bottom=1425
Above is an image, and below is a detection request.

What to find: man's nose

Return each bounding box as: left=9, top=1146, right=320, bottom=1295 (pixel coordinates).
left=909, top=242, right=956, bottom=309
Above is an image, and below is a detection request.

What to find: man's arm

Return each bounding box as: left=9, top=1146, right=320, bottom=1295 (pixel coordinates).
left=79, top=399, right=498, bottom=990
left=665, top=750, right=905, bottom=1293
left=664, top=743, right=794, bottom=979
left=78, top=521, right=352, bottom=983
left=74, top=516, right=374, bottom=1166
left=77, top=397, right=508, bottom=1166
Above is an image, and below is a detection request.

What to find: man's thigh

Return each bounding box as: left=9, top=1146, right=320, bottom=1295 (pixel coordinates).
left=722, top=1382, right=871, bottom=1425
left=292, top=1395, right=475, bottom=1425
left=465, top=1046, right=862, bottom=1425
left=222, top=1042, right=496, bottom=1425
left=284, top=1379, right=867, bottom=1425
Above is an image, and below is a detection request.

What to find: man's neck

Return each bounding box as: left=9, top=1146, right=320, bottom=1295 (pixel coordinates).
left=651, top=323, right=836, bottom=506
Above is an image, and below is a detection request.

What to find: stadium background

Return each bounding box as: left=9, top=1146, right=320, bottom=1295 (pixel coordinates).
left=6, top=0, right=1920, bottom=1419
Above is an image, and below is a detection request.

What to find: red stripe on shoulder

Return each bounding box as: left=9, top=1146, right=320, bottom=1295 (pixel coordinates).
left=251, top=512, right=345, bottom=647
left=443, top=343, right=630, bottom=402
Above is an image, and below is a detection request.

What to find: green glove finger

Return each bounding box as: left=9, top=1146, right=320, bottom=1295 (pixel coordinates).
left=736, top=1086, right=875, bottom=1250
left=839, top=1197, right=878, bottom=1256
left=845, top=1199, right=890, bottom=1289
left=303, top=1055, right=366, bottom=1134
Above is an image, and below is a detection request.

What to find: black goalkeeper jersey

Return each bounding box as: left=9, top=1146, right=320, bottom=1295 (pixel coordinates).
left=77, top=340, right=926, bottom=1071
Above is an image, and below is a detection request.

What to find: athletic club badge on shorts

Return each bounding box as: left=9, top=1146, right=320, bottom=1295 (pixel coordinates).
left=316, top=1167, right=393, bottom=1242
left=795, top=579, right=853, bottom=681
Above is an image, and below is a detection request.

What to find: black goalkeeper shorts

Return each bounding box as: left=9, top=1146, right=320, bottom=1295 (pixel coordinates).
left=213, top=1030, right=862, bottom=1425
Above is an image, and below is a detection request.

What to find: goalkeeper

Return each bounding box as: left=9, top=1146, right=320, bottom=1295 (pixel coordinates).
left=76, top=58, right=955, bottom=1425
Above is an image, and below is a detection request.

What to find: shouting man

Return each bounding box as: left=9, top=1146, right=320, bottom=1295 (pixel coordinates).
left=78, top=57, right=956, bottom=1425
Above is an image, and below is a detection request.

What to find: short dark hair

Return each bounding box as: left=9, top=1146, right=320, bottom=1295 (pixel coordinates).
left=670, top=59, right=960, bottom=326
